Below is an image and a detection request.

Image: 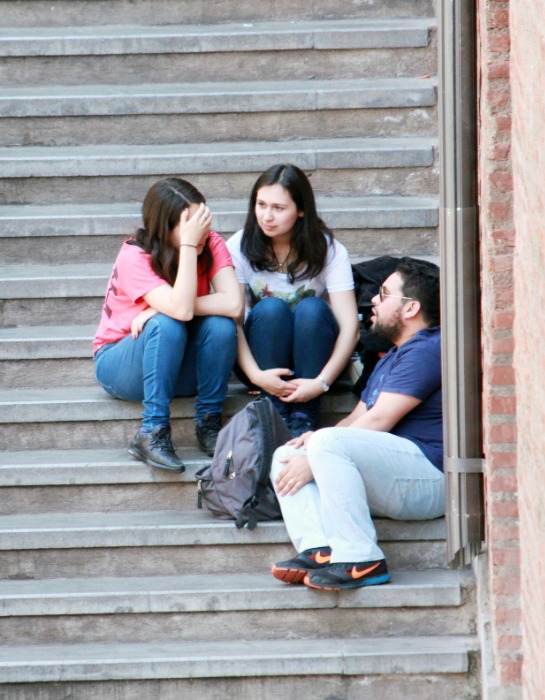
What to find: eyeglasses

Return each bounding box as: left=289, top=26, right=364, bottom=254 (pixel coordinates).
left=378, top=285, right=413, bottom=303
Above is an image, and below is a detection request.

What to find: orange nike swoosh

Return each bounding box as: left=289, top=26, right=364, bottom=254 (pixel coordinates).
left=314, top=552, right=331, bottom=564
left=351, top=562, right=381, bottom=579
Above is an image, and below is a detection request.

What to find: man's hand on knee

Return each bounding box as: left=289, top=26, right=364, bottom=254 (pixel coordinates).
left=275, top=454, right=313, bottom=497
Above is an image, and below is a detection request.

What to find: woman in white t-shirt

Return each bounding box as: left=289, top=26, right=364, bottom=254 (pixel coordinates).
left=227, top=164, right=359, bottom=437
left=94, top=178, right=241, bottom=471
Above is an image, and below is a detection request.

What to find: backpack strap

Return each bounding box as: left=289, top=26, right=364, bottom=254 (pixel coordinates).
left=255, top=397, right=276, bottom=490
left=235, top=397, right=278, bottom=531
left=236, top=496, right=259, bottom=530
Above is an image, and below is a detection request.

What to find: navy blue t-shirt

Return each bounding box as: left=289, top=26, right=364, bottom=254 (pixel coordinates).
left=361, top=326, right=443, bottom=470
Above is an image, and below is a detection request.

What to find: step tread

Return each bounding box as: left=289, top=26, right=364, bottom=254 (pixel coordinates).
left=0, top=509, right=446, bottom=550
left=0, top=77, right=436, bottom=112
left=0, top=569, right=465, bottom=616
left=0, top=194, right=440, bottom=238
left=0, top=18, right=434, bottom=56
left=0, top=324, right=96, bottom=360
left=0, top=447, right=209, bottom=485
left=0, top=635, right=477, bottom=682
left=0, top=446, right=209, bottom=485
left=0, top=384, right=264, bottom=423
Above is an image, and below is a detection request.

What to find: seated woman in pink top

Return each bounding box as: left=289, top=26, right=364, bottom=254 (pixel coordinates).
left=93, top=178, right=241, bottom=471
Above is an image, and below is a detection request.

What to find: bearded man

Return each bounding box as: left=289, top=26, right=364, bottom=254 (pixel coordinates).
left=269, top=258, right=443, bottom=590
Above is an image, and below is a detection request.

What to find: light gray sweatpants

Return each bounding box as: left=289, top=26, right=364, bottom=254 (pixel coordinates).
left=270, top=426, right=445, bottom=563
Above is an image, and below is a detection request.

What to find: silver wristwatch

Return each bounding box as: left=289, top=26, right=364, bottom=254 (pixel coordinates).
left=317, top=374, right=330, bottom=393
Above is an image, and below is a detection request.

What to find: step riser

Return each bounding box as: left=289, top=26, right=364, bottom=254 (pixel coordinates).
left=0, top=541, right=447, bottom=580
left=1, top=106, right=438, bottom=148
left=3, top=605, right=474, bottom=646
left=0, top=419, right=206, bottom=452
left=0, top=227, right=438, bottom=266
left=2, top=0, right=437, bottom=27
left=2, top=360, right=96, bottom=389
left=0, top=46, right=437, bottom=87
left=0, top=298, right=101, bottom=328
left=0, top=676, right=478, bottom=700
left=0, top=164, right=438, bottom=205
left=0, top=484, right=200, bottom=515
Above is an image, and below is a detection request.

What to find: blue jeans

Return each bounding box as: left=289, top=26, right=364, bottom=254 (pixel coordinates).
left=236, top=296, right=339, bottom=421
left=95, top=314, right=237, bottom=430
left=271, top=427, right=445, bottom=562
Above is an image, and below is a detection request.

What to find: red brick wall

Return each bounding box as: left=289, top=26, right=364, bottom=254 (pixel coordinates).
left=510, top=1, right=545, bottom=697
left=477, top=0, right=522, bottom=689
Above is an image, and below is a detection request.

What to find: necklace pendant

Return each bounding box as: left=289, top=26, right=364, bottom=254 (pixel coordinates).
left=273, top=246, right=292, bottom=274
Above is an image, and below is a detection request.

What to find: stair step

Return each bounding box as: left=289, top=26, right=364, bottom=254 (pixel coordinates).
left=0, top=448, right=208, bottom=484
left=0, top=510, right=448, bottom=577
left=0, top=636, right=478, bottom=685
left=0, top=508, right=446, bottom=549
left=0, top=326, right=363, bottom=391
left=5, top=104, right=439, bottom=151
left=0, top=195, right=440, bottom=266
left=1, top=0, right=437, bottom=28
left=0, top=324, right=96, bottom=359
left=0, top=388, right=356, bottom=452
left=0, top=384, right=251, bottom=450
left=0, top=135, right=436, bottom=176
left=0, top=570, right=475, bottom=645
left=1, top=264, right=113, bottom=299
left=0, top=20, right=435, bottom=90
left=0, top=448, right=209, bottom=514
left=2, top=80, right=437, bottom=147
left=0, top=79, right=437, bottom=119
left=0, top=385, right=354, bottom=424
left=0, top=195, right=439, bottom=238
left=0, top=135, right=438, bottom=204
left=0, top=569, right=465, bottom=616
left=0, top=19, right=433, bottom=57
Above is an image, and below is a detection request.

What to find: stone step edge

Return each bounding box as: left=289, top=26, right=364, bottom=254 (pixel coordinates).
left=0, top=385, right=356, bottom=424
left=0, top=253, right=441, bottom=300
left=0, top=569, right=465, bottom=617
left=0, top=195, right=440, bottom=238
left=0, top=78, right=437, bottom=118
left=0, top=509, right=446, bottom=551
left=0, top=447, right=210, bottom=485
left=0, top=18, right=434, bottom=57
left=0, top=635, right=478, bottom=682
left=0, top=136, right=437, bottom=180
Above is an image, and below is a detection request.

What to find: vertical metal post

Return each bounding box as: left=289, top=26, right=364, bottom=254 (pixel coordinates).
left=438, top=0, right=485, bottom=567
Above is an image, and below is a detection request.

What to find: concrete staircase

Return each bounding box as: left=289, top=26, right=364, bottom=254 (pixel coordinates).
left=0, top=0, right=481, bottom=697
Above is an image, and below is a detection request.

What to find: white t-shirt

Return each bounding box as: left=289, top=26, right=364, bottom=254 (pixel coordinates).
left=227, top=229, right=354, bottom=319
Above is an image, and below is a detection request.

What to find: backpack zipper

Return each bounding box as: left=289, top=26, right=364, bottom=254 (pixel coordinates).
left=223, top=450, right=233, bottom=477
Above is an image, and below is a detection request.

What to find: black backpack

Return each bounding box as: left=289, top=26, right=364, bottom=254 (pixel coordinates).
left=195, top=396, right=291, bottom=530
left=351, top=255, right=407, bottom=394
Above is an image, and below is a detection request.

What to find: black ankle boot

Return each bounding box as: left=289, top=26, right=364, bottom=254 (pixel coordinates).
left=128, top=425, right=185, bottom=472
left=196, top=413, right=222, bottom=456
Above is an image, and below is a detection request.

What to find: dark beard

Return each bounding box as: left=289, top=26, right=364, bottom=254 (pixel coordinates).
left=372, top=317, right=402, bottom=345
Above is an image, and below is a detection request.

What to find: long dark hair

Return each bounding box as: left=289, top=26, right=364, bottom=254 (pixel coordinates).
left=132, top=177, right=212, bottom=285
left=241, top=164, right=333, bottom=282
